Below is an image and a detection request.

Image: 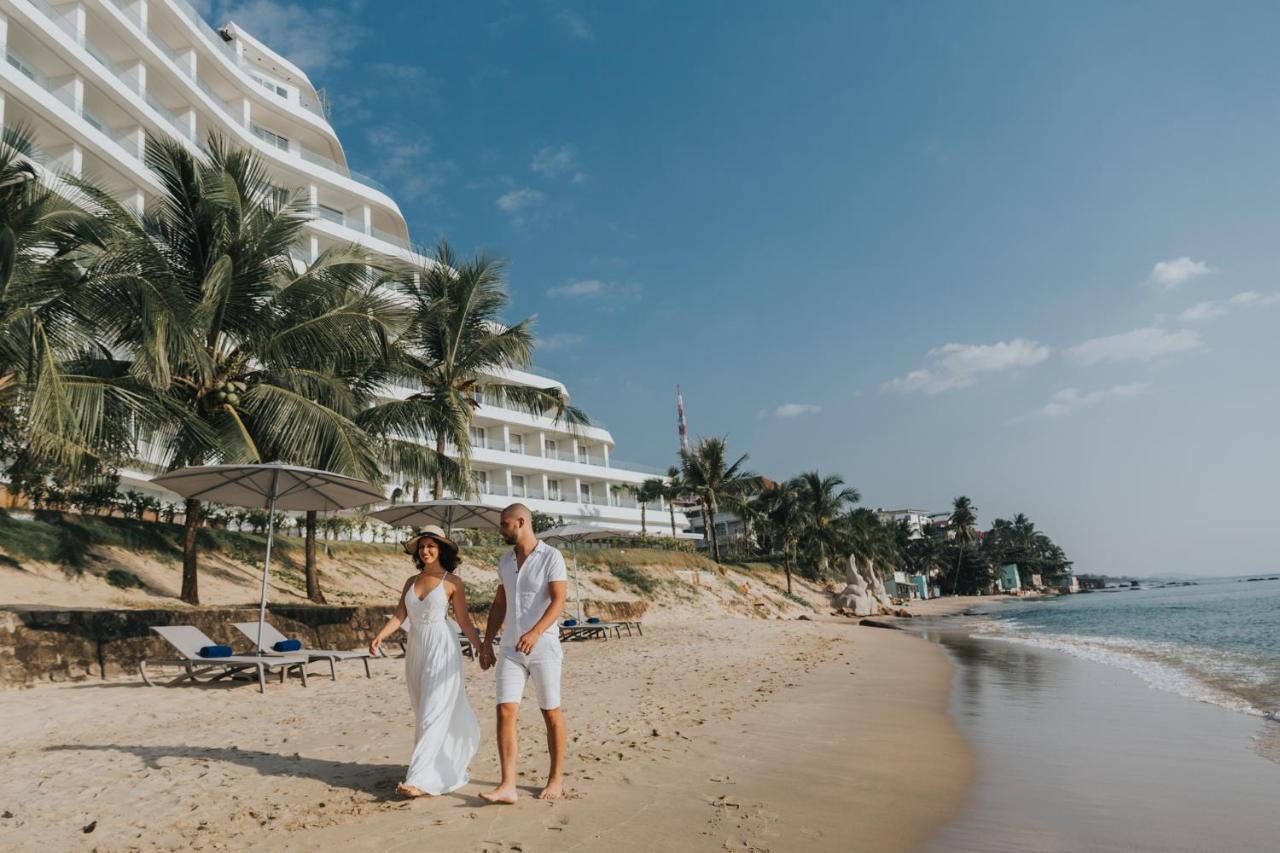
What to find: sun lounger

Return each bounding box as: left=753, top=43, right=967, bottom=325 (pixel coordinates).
left=231, top=622, right=373, bottom=680
left=141, top=626, right=309, bottom=693
left=560, top=621, right=611, bottom=641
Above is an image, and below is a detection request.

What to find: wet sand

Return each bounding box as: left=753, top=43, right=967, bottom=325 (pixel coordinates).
left=913, top=619, right=1280, bottom=853
left=0, top=615, right=972, bottom=852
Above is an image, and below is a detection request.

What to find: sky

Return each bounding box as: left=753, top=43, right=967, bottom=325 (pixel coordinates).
left=201, top=1, right=1280, bottom=577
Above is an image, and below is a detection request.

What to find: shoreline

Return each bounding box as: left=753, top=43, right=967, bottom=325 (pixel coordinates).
left=0, top=612, right=974, bottom=851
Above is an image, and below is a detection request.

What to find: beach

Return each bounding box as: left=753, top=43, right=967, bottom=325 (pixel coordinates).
left=0, top=611, right=974, bottom=852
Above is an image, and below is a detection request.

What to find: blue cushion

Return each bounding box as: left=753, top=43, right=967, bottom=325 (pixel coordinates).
left=199, top=644, right=233, bottom=658
left=562, top=619, right=578, bottom=627
left=586, top=617, right=601, bottom=624
left=273, top=639, right=302, bottom=652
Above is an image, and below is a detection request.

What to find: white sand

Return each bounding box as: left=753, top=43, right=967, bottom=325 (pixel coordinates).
left=0, top=615, right=972, bottom=852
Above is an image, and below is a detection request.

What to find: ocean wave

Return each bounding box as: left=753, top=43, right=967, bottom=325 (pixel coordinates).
left=974, top=625, right=1280, bottom=719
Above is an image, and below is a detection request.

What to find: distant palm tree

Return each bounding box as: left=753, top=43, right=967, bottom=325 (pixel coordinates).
left=948, top=495, right=978, bottom=594
left=84, top=135, right=399, bottom=603
left=661, top=465, right=686, bottom=538
left=681, top=437, right=759, bottom=563
left=793, top=470, right=860, bottom=577
left=617, top=478, right=665, bottom=535
left=390, top=240, right=589, bottom=500
left=755, top=480, right=803, bottom=592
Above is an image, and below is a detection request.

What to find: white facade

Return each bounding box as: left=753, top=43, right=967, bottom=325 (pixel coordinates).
left=1, top=0, right=683, bottom=533
left=876, top=508, right=932, bottom=539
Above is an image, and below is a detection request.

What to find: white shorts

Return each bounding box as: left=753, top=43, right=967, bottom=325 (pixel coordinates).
left=495, top=650, right=562, bottom=710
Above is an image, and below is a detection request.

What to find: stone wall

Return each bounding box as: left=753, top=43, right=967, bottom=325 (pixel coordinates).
left=0, top=597, right=649, bottom=687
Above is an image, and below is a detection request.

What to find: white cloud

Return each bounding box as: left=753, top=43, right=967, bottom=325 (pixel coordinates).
left=1177, top=290, right=1280, bottom=322
left=1041, top=383, right=1149, bottom=418
left=547, top=279, right=605, bottom=298
left=1065, top=327, right=1202, bottom=365
left=532, top=144, right=586, bottom=183
left=1147, top=257, right=1212, bottom=289
left=555, top=9, right=594, bottom=40
left=883, top=339, right=1050, bottom=394
left=219, top=1, right=365, bottom=71
left=495, top=188, right=545, bottom=224
left=537, top=333, right=584, bottom=352
left=545, top=279, right=642, bottom=301
left=773, top=403, right=821, bottom=418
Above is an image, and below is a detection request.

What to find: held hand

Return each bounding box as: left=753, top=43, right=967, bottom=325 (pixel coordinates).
left=516, top=630, right=540, bottom=655
left=478, top=644, right=496, bottom=670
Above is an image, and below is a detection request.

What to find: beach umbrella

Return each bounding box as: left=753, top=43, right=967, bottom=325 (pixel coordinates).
left=370, top=500, right=503, bottom=536
left=150, top=463, right=385, bottom=652
left=541, top=524, right=648, bottom=620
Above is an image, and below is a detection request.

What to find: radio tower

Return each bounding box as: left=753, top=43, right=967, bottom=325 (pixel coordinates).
left=676, top=385, right=690, bottom=455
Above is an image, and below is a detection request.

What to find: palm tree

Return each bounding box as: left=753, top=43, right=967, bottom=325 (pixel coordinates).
left=388, top=240, right=589, bottom=500
left=681, top=436, right=758, bottom=563
left=616, top=478, right=664, bottom=535
left=793, top=470, right=860, bottom=577
left=660, top=465, right=686, bottom=538
left=83, top=135, right=400, bottom=604
left=755, top=480, right=803, bottom=592
left=948, top=495, right=978, bottom=594
left=0, top=125, right=137, bottom=484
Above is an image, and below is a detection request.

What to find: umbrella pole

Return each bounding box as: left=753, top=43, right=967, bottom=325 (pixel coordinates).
left=572, top=540, right=582, bottom=621
left=256, top=480, right=280, bottom=654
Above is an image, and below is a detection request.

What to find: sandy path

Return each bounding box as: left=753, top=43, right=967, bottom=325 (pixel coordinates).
left=0, top=616, right=971, bottom=852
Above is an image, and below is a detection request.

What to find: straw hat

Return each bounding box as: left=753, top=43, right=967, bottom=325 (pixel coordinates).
left=402, top=525, right=460, bottom=562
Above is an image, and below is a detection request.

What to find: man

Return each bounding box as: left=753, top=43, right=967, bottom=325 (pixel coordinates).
left=478, top=503, right=569, bottom=803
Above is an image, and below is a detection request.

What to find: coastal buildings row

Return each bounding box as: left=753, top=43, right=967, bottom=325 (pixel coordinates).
left=0, top=0, right=683, bottom=533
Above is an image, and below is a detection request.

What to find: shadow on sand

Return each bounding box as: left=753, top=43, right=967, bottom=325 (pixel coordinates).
left=43, top=743, right=518, bottom=807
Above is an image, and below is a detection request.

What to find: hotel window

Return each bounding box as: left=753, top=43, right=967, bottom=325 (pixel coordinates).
left=511, top=474, right=526, bottom=497
left=545, top=439, right=558, bottom=457
left=470, top=426, right=486, bottom=446
left=250, top=124, right=289, bottom=151
left=577, top=443, right=588, bottom=462
left=316, top=204, right=345, bottom=225
left=547, top=479, right=561, bottom=500
left=510, top=433, right=524, bottom=454
left=579, top=482, right=592, bottom=504
left=475, top=470, right=488, bottom=492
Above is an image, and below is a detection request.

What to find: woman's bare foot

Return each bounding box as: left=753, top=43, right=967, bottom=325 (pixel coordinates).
left=479, top=785, right=519, bottom=804
left=536, top=778, right=564, bottom=800
left=396, top=782, right=429, bottom=799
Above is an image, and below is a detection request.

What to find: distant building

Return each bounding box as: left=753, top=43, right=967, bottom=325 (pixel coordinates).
left=876, top=508, right=932, bottom=539
left=1058, top=576, right=1080, bottom=594
left=999, top=563, right=1022, bottom=593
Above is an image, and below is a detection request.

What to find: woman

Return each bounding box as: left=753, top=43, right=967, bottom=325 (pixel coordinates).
left=369, top=525, right=483, bottom=797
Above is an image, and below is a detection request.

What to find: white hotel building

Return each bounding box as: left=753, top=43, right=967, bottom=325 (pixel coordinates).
left=0, top=0, right=685, bottom=532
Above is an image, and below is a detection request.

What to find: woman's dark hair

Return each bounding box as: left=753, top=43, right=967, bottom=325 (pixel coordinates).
left=413, top=537, right=460, bottom=573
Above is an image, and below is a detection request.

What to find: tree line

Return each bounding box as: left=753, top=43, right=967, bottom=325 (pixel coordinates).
left=626, top=437, right=1074, bottom=595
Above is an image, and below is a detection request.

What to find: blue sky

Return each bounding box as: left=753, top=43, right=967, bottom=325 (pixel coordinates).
left=207, top=1, right=1280, bottom=577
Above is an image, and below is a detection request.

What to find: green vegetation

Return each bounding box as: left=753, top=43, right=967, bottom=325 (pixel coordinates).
left=105, top=568, right=144, bottom=590
left=608, top=563, right=659, bottom=596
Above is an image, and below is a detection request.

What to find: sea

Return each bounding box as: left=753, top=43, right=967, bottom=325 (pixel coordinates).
left=979, top=575, right=1280, bottom=719
left=914, top=576, right=1280, bottom=853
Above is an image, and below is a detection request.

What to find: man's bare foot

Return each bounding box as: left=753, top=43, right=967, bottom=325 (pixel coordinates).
left=396, top=782, right=429, bottom=799
left=536, top=778, right=564, bottom=800
left=479, top=786, right=519, bottom=805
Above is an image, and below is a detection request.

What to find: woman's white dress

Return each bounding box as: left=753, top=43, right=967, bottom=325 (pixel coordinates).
left=402, top=580, right=479, bottom=794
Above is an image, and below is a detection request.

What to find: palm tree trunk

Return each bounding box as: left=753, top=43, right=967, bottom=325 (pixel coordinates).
left=180, top=498, right=201, bottom=605
left=304, top=510, right=325, bottom=604
left=640, top=504, right=647, bottom=536
left=669, top=503, right=677, bottom=538
left=432, top=435, right=446, bottom=500
left=784, top=545, right=793, bottom=595
left=700, top=502, right=711, bottom=555
left=708, top=501, right=722, bottom=564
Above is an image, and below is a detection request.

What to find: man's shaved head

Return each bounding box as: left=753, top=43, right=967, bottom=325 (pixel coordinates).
left=499, top=503, right=534, bottom=546
left=501, top=503, right=532, bottom=523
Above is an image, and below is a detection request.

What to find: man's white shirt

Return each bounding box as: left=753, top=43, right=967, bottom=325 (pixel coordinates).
left=497, top=540, right=568, bottom=660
